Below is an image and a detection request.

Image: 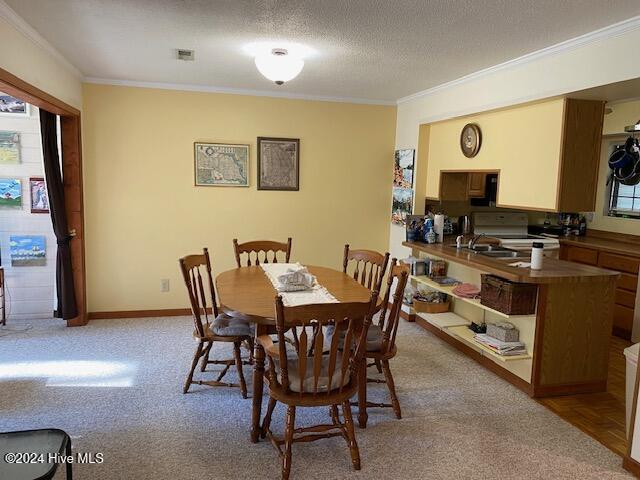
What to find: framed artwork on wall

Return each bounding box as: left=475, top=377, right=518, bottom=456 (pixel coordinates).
left=391, top=149, right=415, bottom=225
left=29, top=177, right=49, bottom=213
left=0, top=178, right=22, bottom=208
left=10, top=235, right=46, bottom=267
left=257, top=137, right=300, bottom=191
left=0, top=131, right=20, bottom=164
left=0, top=92, right=29, bottom=117
left=194, top=142, right=249, bottom=186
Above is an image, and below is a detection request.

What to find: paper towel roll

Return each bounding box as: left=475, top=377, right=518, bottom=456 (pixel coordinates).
left=434, top=214, right=445, bottom=243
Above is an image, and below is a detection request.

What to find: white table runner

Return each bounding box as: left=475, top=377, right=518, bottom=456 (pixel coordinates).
left=261, top=263, right=338, bottom=307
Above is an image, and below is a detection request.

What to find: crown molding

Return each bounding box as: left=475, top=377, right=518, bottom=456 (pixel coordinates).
left=0, top=0, right=83, bottom=79
left=83, top=77, right=397, bottom=106
left=397, top=15, right=640, bottom=105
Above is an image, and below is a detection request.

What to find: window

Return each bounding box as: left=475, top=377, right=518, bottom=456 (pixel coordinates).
left=609, top=178, right=640, bottom=218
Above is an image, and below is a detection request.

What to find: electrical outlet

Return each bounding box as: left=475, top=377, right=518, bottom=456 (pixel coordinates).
left=585, top=212, right=594, bottom=222
left=160, top=279, right=170, bottom=292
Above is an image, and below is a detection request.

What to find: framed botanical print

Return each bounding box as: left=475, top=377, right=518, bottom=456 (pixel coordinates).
left=30, top=177, right=49, bottom=213
left=257, top=137, right=300, bottom=191
left=194, top=142, right=249, bottom=186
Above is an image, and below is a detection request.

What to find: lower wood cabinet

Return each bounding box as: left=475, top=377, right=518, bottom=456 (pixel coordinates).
left=560, top=243, right=639, bottom=340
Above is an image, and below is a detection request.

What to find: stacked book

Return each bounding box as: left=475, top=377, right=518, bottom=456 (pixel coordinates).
left=473, top=333, right=527, bottom=356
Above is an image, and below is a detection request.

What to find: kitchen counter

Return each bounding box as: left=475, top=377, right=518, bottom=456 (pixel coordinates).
left=404, top=238, right=619, bottom=398
left=403, top=240, right=619, bottom=284
left=560, top=231, right=640, bottom=258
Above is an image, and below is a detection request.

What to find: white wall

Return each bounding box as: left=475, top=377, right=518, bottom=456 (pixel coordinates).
left=0, top=105, right=56, bottom=319
left=0, top=11, right=82, bottom=109
left=392, top=21, right=640, bottom=257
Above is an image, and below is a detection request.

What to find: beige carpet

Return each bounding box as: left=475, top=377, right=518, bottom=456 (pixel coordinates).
left=0, top=316, right=632, bottom=479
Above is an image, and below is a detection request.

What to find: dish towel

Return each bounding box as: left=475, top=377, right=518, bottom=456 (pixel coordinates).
left=452, top=283, right=481, bottom=299
left=261, top=263, right=338, bottom=307
left=277, top=265, right=316, bottom=292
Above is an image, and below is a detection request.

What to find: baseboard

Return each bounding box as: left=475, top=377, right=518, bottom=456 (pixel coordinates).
left=532, top=380, right=607, bottom=397
left=613, top=326, right=632, bottom=341
left=88, top=308, right=192, bottom=320
left=389, top=302, right=415, bottom=322
left=623, top=456, right=640, bottom=477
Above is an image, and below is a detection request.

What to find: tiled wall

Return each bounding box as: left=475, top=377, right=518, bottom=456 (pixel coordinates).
left=0, top=106, right=56, bottom=320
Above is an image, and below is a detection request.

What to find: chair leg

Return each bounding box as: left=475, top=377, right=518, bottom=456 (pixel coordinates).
left=330, top=405, right=340, bottom=425
left=183, top=342, right=204, bottom=394
left=283, top=406, right=296, bottom=480
left=374, top=359, right=383, bottom=374
left=382, top=360, right=401, bottom=419
left=261, top=397, right=277, bottom=439
left=341, top=401, right=361, bottom=470
left=65, top=435, right=73, bottom=480
left=246, top=336, right=255, bottom=364
left=200, top=342, right=213, bottom=372
left=357, top=360, right=368, bottom=428
left=233, top=341, right=248, bottom=399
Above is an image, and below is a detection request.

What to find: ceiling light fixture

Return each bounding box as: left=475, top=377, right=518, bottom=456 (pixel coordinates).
left=254, top=48, right=304, bottom=85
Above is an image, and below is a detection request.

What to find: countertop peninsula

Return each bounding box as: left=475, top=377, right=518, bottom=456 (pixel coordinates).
left=403, top=241, right=619, bottom=284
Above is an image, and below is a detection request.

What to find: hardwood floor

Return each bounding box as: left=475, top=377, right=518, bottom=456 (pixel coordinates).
left=537, top=335, right=632, bottom=457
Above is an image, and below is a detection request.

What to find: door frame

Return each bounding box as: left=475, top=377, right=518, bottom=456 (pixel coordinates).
left=0, top=67, right=87, bottom=326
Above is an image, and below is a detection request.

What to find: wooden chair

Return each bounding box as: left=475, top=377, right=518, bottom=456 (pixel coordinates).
left=342, top=244, right=390, bottom=294
left=355, top=259, right=409, bottom=422
left=179, top=248, right=253, bottom=397
left=258, top=293, right=378, bottom=480
left=233, top=238, right=292, bottom=267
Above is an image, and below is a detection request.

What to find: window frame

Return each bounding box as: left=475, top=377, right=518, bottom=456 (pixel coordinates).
left=606, top=140, right=640, bottom=219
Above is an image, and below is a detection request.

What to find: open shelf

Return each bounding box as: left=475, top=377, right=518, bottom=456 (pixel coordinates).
left=417, top=311, right=470, bottom=330
left=447, top=325, right=531, bottom=362
left=411, top=275, right=536, bottom=319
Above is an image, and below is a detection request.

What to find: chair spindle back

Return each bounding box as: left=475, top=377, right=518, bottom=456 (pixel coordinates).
left=233, top=238, right=292, bottom=267
left=342, top=244, right=390, bottom=293
left=179, top=248, right=219, bottom=339
left=273, top=293, right=378, bottom=397
left=375, top=259, right=410, bottom=354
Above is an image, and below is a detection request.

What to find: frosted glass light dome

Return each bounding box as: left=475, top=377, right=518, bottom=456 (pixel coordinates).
left=254, top=48, right=304, bottom=85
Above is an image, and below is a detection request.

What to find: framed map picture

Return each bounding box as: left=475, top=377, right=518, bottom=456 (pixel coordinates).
left=29, top=177, right=49, bottom=213
left=194, top=142, right=249, bottom=186
left=0, top=178, right=21, bottom=208
left=257, top=137, right=299, bottom=191
left=0, top=131, right=20, bottom=164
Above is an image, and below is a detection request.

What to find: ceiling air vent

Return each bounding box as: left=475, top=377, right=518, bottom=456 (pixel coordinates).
left=176, top=49, right=195, bottom=61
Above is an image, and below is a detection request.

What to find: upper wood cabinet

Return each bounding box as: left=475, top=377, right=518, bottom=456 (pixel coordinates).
left=423, top=98, right=605, bottom=212
left=467, top=173, right=486, bottom=197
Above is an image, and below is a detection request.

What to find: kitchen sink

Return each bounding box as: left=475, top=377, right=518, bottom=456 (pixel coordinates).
left=447, top=244, right=530, bottom=258
left=478, top=250, right=530, bottom=258
left=448, top=244, right=507, bottom=252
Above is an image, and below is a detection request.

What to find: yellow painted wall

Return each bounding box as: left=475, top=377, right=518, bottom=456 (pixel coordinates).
left=82, top=84, right=396, bottom=312
left=604, top=99, right=640, bottom=135
left=425, top=99, right=565, bottom=210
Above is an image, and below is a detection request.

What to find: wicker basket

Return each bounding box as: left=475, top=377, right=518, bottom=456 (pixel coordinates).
left=413, top=298, right=450, bottom=313
left=480, top=275, right=537, bottom=315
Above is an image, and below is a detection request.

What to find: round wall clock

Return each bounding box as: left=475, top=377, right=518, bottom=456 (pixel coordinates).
left=460, top=123, right=482, bottom=158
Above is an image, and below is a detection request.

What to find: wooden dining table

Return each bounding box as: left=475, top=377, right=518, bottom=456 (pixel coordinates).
left=216, top=264, right=375, bottom=443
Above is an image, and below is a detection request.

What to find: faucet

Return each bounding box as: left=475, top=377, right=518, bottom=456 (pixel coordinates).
left=468, top=233, right=486, bottom=250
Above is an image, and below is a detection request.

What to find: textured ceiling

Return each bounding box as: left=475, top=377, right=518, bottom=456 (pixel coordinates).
left=6, top=0, right=640, bottom=102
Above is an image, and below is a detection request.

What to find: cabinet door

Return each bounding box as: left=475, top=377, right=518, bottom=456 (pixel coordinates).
left=467, top=173, right=486, bottom=197
left=565, top=246, right=599, bottom=266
